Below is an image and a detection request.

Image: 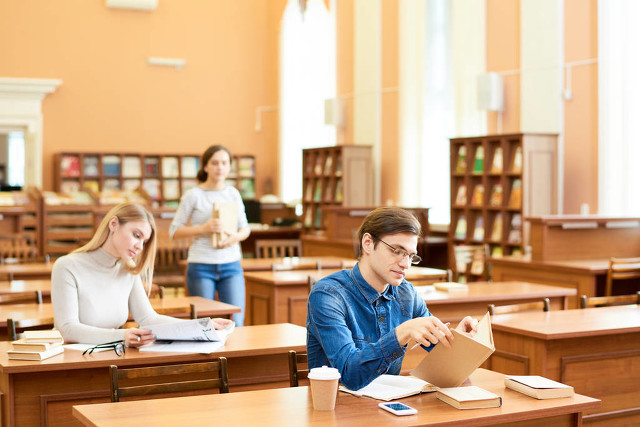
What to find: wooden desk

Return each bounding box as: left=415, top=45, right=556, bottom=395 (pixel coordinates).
left=401, top=281, right=576, bottom=373
left=0, top=297, right=240, bottom=336
left=422, top=281, right=576, bottom=323
left=0, top=280, right=51, bottom=297
left=0, top=323, right=306, bottom=426
left=244, top=266, right=448, bottom=326
left=72, top=368, right=599, bottom=427
left=490, top=305, right=640, bottom=426
left=241, top=256, right=354, bottom=272
left=490, top=255, right=611, bottom=307
left=0, top=262, right=52, bottom=281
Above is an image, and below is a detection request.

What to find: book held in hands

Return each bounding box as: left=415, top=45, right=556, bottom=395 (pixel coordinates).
left=339, top=374, right=436, bottom=401
left=411, top=312, right=494, bottom=388
left=210, top=201, right=238, bottom=248
left=436, top=385, right=502, bottom=409
left=504, top=375, right=574, bottom=399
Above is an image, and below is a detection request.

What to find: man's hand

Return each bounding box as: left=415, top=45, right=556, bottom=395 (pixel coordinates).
left=396, top=316, right=454, bottom=349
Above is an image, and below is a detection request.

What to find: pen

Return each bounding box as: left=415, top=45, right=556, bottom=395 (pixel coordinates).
left=410, top=322, right=451, bottom=350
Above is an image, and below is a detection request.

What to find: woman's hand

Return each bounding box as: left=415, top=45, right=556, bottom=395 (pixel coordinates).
left=201, top=217, right=224, bottom=234
left=125, top=328, right=154, bottom=347
left=211, top=318, right=234, bottom=330
left=217, top=232, right=239, bottom=248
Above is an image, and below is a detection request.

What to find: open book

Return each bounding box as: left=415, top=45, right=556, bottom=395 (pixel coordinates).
left=505, top=375, right=574, bottom=399
left=210, top=201, right=238, bottom=247
left=411, top=312, right=494, bottom=388
left=339, top=374, right=436, bottom=401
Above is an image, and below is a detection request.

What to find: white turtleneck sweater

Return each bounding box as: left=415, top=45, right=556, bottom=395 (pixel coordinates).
left=51, top=247, right=180, bottom=344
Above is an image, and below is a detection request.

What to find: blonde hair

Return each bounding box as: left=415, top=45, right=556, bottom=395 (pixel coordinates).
left=73, top=202, right=157, bottom=288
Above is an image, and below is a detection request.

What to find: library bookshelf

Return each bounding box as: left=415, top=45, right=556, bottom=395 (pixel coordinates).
left=302, top=146, right=373, bottom=231
left=0, top=187, right=42, bottom=255
left=449, top=133, right=557, bottom=279
left=55, top=152, right=257, bottom=207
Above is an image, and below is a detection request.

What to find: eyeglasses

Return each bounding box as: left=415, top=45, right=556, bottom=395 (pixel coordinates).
left=82, top=340, right=126, bottom=356
left=378, top=239, right=422, bottom=265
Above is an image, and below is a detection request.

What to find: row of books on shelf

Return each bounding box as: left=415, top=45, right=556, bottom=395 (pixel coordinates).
left=454, top=179, right=521, bottom=208
left=304, top=179, right=343, bottom=203
left=454, top=213, right=522, bottom=244
left=232, top=156, right=256, bottom=178
left=454, top=146, right=522, bottom=174
left=306, top=154, right=343, bottom=176
left=60, top=155, right=201, bottom=179
left=0, top=191, right=33, bottom=206
left=303, top=207, right=323, bottom=228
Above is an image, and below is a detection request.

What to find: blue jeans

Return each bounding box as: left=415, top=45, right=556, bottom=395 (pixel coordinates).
left=186, top=261, right=245, bottom=326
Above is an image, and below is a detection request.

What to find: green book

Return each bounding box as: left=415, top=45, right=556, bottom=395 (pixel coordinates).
left=473, top=146, right=484, bottom=173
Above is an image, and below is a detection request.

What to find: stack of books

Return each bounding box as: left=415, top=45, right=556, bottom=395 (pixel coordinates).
left=7, top=330, right=65, bottom=361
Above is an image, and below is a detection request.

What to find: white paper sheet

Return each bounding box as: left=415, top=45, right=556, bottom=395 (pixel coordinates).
left=146, top=318, right=234, bottom=342
left=138, top=340, right=226, bottom=354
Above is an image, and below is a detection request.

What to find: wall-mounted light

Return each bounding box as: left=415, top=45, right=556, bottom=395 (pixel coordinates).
left=106, top=0, right=158, bottom=11
left=147, top=57, right=186, bottom=70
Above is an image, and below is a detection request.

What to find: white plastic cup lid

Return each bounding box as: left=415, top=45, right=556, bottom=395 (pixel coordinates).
left=308, top=365, right=341, bottom=380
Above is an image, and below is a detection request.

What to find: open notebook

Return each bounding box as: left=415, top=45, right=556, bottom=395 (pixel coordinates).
left=340, top=374, right=436, bottom=401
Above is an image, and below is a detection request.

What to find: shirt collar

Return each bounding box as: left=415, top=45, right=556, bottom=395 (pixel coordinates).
left=89, top=247, right=120, bottom=268
left=350, top=263, right=397, bottom=304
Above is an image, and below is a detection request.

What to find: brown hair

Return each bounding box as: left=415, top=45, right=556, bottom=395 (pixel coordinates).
left=356, top=207, right=422, bottom=258
left=196, top=145, right=232, bottom=182
left=73, top=202, right=157, bottom=287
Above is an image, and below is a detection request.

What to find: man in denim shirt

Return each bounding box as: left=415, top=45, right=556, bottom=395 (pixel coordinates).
left=307, top=207, right=477, bottom=390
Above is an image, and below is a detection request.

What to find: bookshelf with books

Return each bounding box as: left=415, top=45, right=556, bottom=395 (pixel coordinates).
left=225, top=155, right=256, bottom=200
left=56, top=152, right=207, bottom=208
left=302, top=145, right=373, bottom=231
left=0, top=187, right=43, bottom=255
left=450, top=134, right=558, bottom=267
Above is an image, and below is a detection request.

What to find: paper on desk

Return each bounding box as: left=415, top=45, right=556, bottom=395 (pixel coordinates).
left=146, top=318, right=234, bottom=342
left=139, top=340, right=226, bottom=354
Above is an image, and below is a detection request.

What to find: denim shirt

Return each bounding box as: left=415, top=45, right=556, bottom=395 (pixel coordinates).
left=306, top=263, right=431, bottom=390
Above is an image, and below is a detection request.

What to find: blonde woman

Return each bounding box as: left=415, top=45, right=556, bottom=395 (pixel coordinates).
left=52, top=202, right=232, bottom=347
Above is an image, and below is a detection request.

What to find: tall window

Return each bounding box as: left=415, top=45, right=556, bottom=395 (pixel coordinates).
left=8, top=132, right=25, bottom=187
left=279, top=0, right=336, bottom=203
left=598, top=1, right=640, bottom=214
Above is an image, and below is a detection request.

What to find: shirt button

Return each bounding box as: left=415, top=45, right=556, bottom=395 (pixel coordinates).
left=392, top=352, right=398, bottom=358
left=378, top=317, right=384, bottom=322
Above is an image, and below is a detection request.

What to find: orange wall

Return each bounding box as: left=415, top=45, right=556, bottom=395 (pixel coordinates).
left=486, top=0, right=520, bottom=134
left=380, top=0, right=400, bottom=205
left=563, top=0, right=598, bottom=213
left=336, top=0, right=354, bottom=146
left=0, top=0, right=286, bottom=193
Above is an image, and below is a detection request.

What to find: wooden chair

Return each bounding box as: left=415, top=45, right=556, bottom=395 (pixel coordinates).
left=153, top=233, right=192, bottom=296
left=308, top=276, right=317, bottom=291
left=109, top=358, right=229, bottom=402
left=0, top=234, right=38, bottom=265
left=255, top=239, right=302, bottom=258
left=7, top=316, right=55, bottom=341
left=0, top=290, right=43, bottom=305
left=488, top=298, right=550, bottom=316
left=288, top=350, right=308, bottom=387
left=605, top=257, right=640, bottom=296
left=154, top=303, right=197, bottom=319
left=579, top=292, right=640, bottom=309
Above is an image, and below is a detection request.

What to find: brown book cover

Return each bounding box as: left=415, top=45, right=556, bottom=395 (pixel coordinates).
left=411, top=312, right=494, bottom=388
left=435, top=385, right=502, bottom=409
left=210, top=201, right=238, bottom=248
left=504, top=376, right=574, bottom=399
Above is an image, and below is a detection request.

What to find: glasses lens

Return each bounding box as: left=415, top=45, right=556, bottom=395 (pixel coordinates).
left=114, top=343, right=124, bottom=356
left=410, top=255, right=421, bottom=264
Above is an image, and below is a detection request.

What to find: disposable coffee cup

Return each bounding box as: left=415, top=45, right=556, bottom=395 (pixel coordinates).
left=308, top=365, right=341, bottom=411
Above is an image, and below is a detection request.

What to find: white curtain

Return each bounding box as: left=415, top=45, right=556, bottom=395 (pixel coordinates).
left=598, top=1, right=640, bottom=214
left=279, top=0, right=336, bottom=204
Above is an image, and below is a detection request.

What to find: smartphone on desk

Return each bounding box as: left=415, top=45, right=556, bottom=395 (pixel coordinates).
left=378, top=402, right=418, bottom=416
